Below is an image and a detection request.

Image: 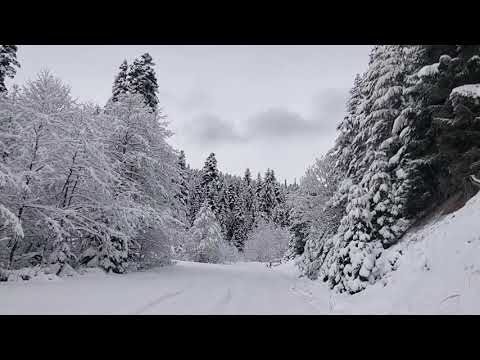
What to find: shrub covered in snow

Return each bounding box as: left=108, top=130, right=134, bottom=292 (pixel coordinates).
left=244, top=221, right=290, bottom=262
left=185, top=203, right=238, bottom=264
left=130, top=226, right=173, bottom=270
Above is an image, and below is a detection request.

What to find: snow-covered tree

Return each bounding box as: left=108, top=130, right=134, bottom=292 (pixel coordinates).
left=333, top=73, right=364, bottom=176
left=187, top=202, right=236, bottom=263
left=201, top=152, right=221, bottom=212
left=240, top=168, right=257, bottom=239
left=186, top=168, right=204, bottom=226
left=127, top=53, right=159, bottom=111
left=96, top=93, right=178, bottom=272
left=244, top=220, right=290, bottom=262
left=258, top=169, right=279, bottom=220
left=111, top=60, right=129, bottom=103
left=287, top=154, right=340, bottom=261
left=219, top=181, right=246, bottom=249
left=0, top=72, right=161, bottom=274
left=0, top=45, right=20, bottom=94
left=173, top=150, right=189, bottom=227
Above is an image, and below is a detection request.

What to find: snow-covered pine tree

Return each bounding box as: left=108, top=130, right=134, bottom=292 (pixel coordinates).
left=272, top=185, right=290, bottom=228
left=258, top=169, right=279, bottom=221
left=0, top=45, right=20, bottom=94
left=187, top=202, right=226, bottom=263
left=284, top=188, right=308, bottom=260
left=127, top=53, right=159, bottom=112
left=186, top=168, right=204, bottom=226
left=400, top=45, right=480, bottom=215
left=201, top=152, right=221, bottom=213
left=361, top=46, right=413, bottom=248
left=244, top=168, right=252, bottom=185
left=297, top=46, right=428, bottom=293
left=174, top=150, right=189, bottom=225
left=322, top=46, right=411, bottom=292
left=111, top=60, right=130, bottom=103
left=254, top=172, right=263, bottom=223
left=241, top=168, right=256, bottom=238
left=334, top=73, right=365, bottom=176
left=225, top=183, right=237, bottom=240
left=225, top=181, right=247, bottom=250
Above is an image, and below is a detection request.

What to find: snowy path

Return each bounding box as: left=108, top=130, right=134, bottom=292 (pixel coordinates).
left=0, top=261, right=321, bottom=315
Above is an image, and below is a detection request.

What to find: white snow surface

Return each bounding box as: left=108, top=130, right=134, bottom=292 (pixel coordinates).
left=0, top=261, right=319, bottom=315
left=450, top=84, right=480, bottom=100
left=2, top=192, right=480, bottom=314
left=417, top=63, right=439, bottom=78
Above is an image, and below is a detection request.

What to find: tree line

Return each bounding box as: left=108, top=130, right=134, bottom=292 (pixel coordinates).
left=288, top=45, right=480, bottom=294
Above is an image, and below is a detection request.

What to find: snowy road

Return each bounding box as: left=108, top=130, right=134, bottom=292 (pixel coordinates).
left=0, top=261, right=321, bottom=315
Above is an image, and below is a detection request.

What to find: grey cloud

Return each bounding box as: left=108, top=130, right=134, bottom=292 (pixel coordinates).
left=181, top=89, right=349, bottom=145
left=245, top=108, right=320, bottom=138
left=244, top=89, right=348, bottom=140
left=182, top=113, right=244, bottom=144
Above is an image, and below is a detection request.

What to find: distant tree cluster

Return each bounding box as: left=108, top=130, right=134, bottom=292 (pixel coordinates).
left=178, top=152, right=292, bottom=258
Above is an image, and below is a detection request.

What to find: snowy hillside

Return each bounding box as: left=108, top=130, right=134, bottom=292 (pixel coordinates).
left=290, top=192, right=480, bottom=314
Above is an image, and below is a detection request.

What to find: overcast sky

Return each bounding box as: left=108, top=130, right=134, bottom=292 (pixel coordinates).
left=9, top=45, right=372, bottom=183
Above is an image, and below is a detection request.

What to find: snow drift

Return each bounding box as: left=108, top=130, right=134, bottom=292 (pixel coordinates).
left=291, top=191, right=480, bottom=314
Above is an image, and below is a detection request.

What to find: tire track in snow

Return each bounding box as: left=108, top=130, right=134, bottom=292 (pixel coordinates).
left=131, top=290, right=184, bottom=315
left=289, top=283, right=329, bottom=314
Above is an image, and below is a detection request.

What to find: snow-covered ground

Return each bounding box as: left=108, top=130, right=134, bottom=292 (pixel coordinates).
left=0, top=261, right=319, bottom=315
left=2, top=192, right=480, bottom=315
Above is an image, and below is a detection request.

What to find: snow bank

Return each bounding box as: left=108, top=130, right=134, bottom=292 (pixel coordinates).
left=417, top=63, right=439, bottom=78
left=293, top=192, right=480, bottom=314
left=450, top=84, right=480, bottom=100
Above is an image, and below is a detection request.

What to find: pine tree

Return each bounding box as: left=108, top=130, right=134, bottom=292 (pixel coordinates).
left=172, top=150, right=189, bottom=227
left=285, top=190, right=309, bottom=259
left=186, top=168, right=204, bottom=226
left=297, top=46, right=426, bottom=293
left=0, top=45, right=20, bottom=94
left=188, top=202, right=225, bottom=263
left=320, top=46, right=413, bottom=292
left=201, top=153, right=221, bottom=212
left=258, top=169, right=279, bottom=220
left=334, top=73, right=364, bottom=176
left=222, top=181, right=247, bottom=249
left=127, top=53, right=159, bottom=111
left=254, top=172, right=263, bottom=215
left=244, top=168, right=252, bottom=186
left=241, top=168, right=256, bottom=237
left=178, top=150, right=189, bottom=206
left=111, top=60, right=129, bottom=102
left=401, top=45, right=480, bottom=214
